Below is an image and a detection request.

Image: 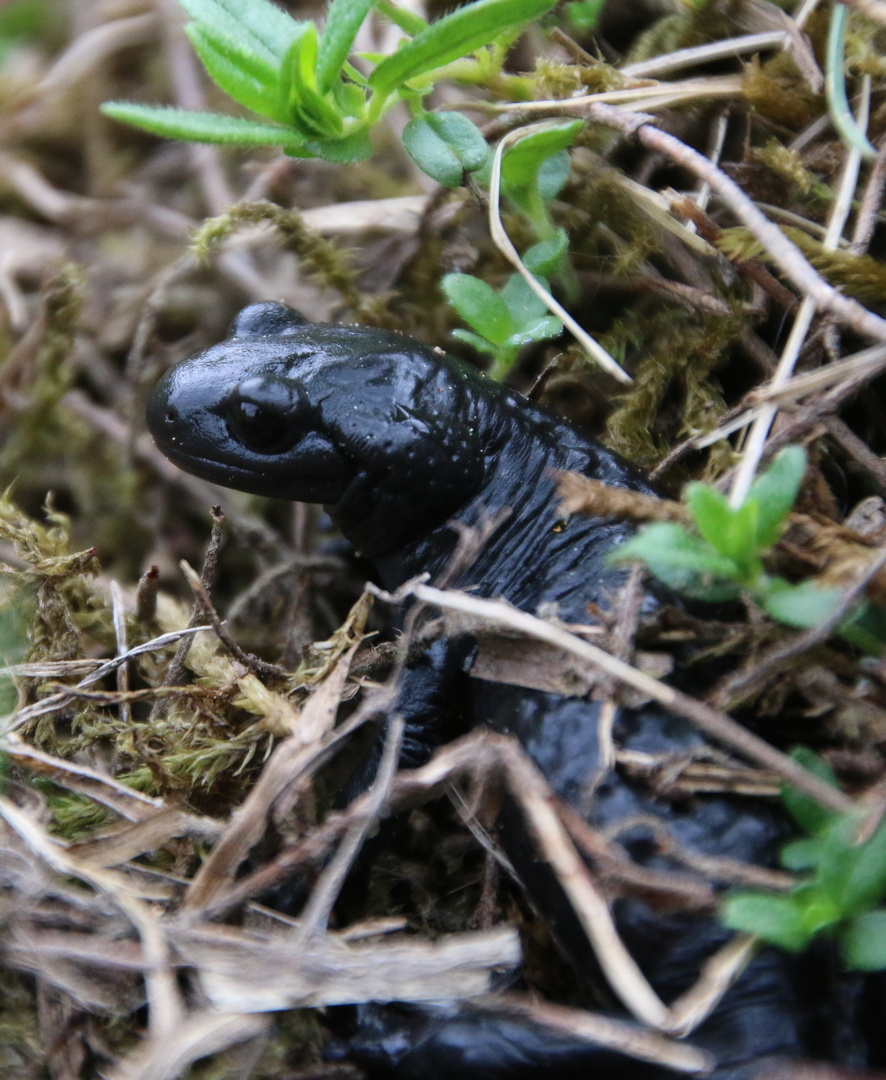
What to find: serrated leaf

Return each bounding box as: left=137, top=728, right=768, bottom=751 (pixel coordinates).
left=368, top=0, right=560, bottom=98
left=721, top=892, right=812, bottom=952
left=501, top=122, right=583, bottom=190
left=609, top=523, right=742, bottom=600
left=316, top=0, right=374, bottom=93
left=841, top=910, right=886, bottom=970
left=402, top=112, right=487, bottom=186
left=782, top=747, right=841, bottom=837
left=761, top=580, right=844, bottom=629
left=101, top=103, right=313, bottom=152
left=523, top=231, right=568, bottom=277
left=748, top=446, right=806, bottom=548
left=186, top=24, right=287, bottom=122
left=443, top=274, right=514, bottom=345
left=179, top=0, right=301, bottom=63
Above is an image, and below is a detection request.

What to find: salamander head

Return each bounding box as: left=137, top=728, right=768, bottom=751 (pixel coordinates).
left=147, top=302, right=487, bottom=556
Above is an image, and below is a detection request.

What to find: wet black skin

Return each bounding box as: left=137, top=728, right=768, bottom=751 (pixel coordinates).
left=147, top=303, right=877, bottom=1080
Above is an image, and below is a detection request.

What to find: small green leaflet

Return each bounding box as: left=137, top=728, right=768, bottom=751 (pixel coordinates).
left=100, top=104, right=314, bottom=152
left=368, top=0, right=560, bottom=98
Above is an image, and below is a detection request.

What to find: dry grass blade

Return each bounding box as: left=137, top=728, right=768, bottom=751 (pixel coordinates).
left=1, top=737, right=163, bottom=820
left=474, top=995, right=712, bottom=1073
left=556, top=471, right=689, bottom=523
left=104, top=1011, right=270, bottom=1080
left=378, top=583, right=854, bottom=816
left=584, top=104, right=886, bottom=346
left=183, top=642, right=363, bottom=911
left=173, top=923, right=522, bottom=1010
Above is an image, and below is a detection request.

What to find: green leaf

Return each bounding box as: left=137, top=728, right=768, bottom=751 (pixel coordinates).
left=839, top=600, right=886, bottom=655
left=304, top=126, right=372, bottom=162
left=374, top=0, right=429, bottom=35
left=609, top=523, right=743, bottom=601
left=443, top=273, right=514, bottom=345
left=179, top=0, right=301, bottom=63
left=761, top=579, right=844, bottom=629
left=368, top=0, right=560, bottom=98
left=332, top=80, right=367, bottom=118
left=505, top=315, right=563, bottom=347
left=782, top=747, right=841, bottom=838
left=452, top=328, right=496, bottom=355
left=685, top=483, right=733, bottom=551
left=721, top=892, right=812, bottom=952
left=748, top=446, right=806, bottom=549
left=841, top=910, right=886, bottom=970
left=501, top=122, right=583, bottom=190
left=792, top=881, right=842, bottom=935
left=402, top=111, right=488, bottom=186
left=500, top=273, right=548, bottom=323
left=566, top=0, right=606, bottom=31
left=317, top=0, right=374, bottom=93
left=536, top=149, right=572, bottom=201
left=836, top=818, right=886, bottom=918
left=280, top=22, right=344, bottom=137
left=185, top=24, right=287, bottom=122
left=781, top=838, right=827, bottom=871
left=523, top=231, right=569, bottom=277
left=685, top=483, right=759, bottom=568
left=101, top=104, right=313, bottom=152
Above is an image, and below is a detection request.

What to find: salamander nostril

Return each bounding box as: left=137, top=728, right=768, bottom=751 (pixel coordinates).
left=165, top=406, right=179, bottom=424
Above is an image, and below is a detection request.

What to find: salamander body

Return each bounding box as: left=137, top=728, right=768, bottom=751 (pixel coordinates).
left=147, top=303, right=879, bottom=1080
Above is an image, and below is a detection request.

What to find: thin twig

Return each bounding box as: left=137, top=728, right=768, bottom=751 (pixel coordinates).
left=621, top=32, right=788, bottom=78
left=374, top=582, right=855, bottom=816
left=825, top=415, right=886, bottom=495
left=582, top=103, right=886, bottom=345
left=159, top=507, right=226, bottom=695
left=295, top=714, right=404, bottom=941
left=726, top=77, right=870, bottom=507
left=488, top=125, right=631, bottom=384
left=0, top=625, right=215, bottom=734
left=110, top=581, right=131, bottom=728
left=179, top=560, right=287, bottom=680
left=711, top=547, right=886, bottom=710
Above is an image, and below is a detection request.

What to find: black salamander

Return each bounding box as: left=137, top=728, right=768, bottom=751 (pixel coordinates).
left=147, top=302, right=879, bottom=1080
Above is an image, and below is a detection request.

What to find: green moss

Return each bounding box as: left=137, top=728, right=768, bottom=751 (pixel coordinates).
left=604, top=307, right=741, bottom=468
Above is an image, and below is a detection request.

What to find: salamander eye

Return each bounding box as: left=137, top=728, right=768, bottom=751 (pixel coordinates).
left=227, top=399, right=297, bottom=454
left=225, top=376, right=307, bottom=455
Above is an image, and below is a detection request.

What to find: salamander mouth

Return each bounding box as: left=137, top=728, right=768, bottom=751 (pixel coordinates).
left=152, top=429, right=352, bottom=503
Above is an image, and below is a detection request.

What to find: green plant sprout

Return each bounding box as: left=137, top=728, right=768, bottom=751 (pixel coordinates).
left=610, top=448, right=886, bottom=649
left=443, top=262, right=564, bottom=381
left=101, top=0, right=556, bottom=170
left=723, top=748, right=886, bottom=970
left=442, top=120, right=587, bottom=377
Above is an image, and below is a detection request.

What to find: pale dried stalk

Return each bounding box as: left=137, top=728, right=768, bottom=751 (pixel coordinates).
left=582, top=103, right=886, bottom=346
left=728, top=77, right=870, bottom=507
left=489, top=126, right=632, bottom=384
left=556, top=472, right=689, bottom=524
left=0, top=796, right=183, bottom=1038
left=380, top=582, right=854, bottom=816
